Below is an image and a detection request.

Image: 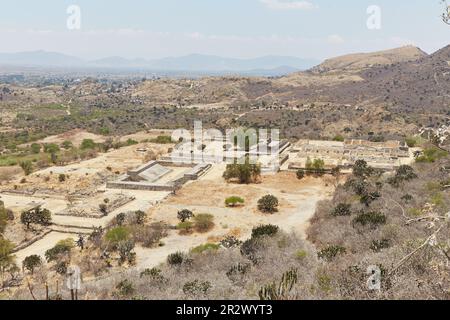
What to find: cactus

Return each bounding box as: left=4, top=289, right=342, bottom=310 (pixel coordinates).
left=258, top=268, right=298, bottom=300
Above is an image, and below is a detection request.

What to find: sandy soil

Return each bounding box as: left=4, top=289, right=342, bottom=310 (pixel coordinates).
left=136, top=170, right=334, bottom=270
left=0, top=166, right=22, bottom=184
left=3, top=142, right=171, bottom=195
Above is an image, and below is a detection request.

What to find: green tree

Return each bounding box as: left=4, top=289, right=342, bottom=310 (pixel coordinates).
left=223, top=161, right=261, bottom=184
left=61, top=140, right=74, bottom=149
left=257, top=195, right=279, bottom=213
left=105, top=226, right=130, bottom=248
left=353, top=159, right=374, bottom=178
left=44, top=143, right=60, bottom=154
left=312, top=159, right=325, bottom=176
left=0, top=204, right=11, bottom=233
left=395, top=165, right=418, bottom=181
left=20, top=211, right=34, bottom=229
left=22, top=255, right=42, bottom=274
left=388, top=165, right=418, bottom=187
left=34, top=208, right=52, bottom=226
left=20, top=207, right=52, bottom=229
left=44, top=239, right=74, bottom=263
left=0, top=238, right=16, bottom=277
left=177, top=209, right=194, bottom=223
left=30, top=143, right=41, bottom=154
left=80, top=139, right=96, bottom=150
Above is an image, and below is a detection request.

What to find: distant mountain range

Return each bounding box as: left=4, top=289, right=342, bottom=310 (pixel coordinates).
left=0, top=51, right=319, bottom=76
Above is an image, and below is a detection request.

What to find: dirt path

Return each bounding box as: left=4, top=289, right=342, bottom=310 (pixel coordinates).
left=134, top=170, right=334, bottom=270
left=14, top=232, right=79, bottom=264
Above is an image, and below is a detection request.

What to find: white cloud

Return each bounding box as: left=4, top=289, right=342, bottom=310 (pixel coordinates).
left=327, top=34, right=345, bottom=44
left=260, top=0, right=317, bottom=10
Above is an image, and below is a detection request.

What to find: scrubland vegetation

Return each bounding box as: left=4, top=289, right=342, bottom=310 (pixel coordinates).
left=74, top=155, right=448, bottom=300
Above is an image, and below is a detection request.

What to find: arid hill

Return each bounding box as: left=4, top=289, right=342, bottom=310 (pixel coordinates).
left=1, top=45, right=449, bottom=144
left=309, top=45, right=427, bottom=74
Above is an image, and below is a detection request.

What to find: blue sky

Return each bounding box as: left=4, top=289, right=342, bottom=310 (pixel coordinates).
left=0, top=0, right=448, bottom=60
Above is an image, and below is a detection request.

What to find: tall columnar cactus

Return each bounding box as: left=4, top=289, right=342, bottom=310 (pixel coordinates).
left=258, top=268, right=298, bottom=300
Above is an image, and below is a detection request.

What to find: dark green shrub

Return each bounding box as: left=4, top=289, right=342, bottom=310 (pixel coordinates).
left=220, top=236, right=242, bottom=248
left=251, top=224, right=279, bottom=238
left=115, top=213, right=126, bottom=226
left=22, top=255, right=42, bottom=274
left=318, top=245, right=346, bottom=262
left=140, top=268, right=164, bottom=281
left=135, top=210, right=146, bottom=225
left=353, top=212, right=387, bottom=228
left=167, top=252, right=184, bottom=266
left=177, top=209, right=194, bottom=222
left=117, top=240, right=136, bottom=265
left=296, top=169, right=305, bottom=180
left=80, top=139, right=96, bottom=150
left=352, top=160, right=374, bottom=178
left=257, top=195, right=279, bottom=213
left=331, top=203, right=351, bottom=217
left=225, top=196, right=245, bottom=207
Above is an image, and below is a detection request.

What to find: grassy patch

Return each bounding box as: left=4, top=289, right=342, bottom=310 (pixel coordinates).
left=191, top=243, right=220, bottom=254
left=416, top=147, right=448, bottom=163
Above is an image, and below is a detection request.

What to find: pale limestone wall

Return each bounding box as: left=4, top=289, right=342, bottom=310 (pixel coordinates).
left=293, top=139, right=410, bottom=170
left=107, top=162, right=212, bottom=191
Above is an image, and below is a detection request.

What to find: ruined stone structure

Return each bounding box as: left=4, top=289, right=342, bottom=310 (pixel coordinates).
left=106, top=160, right=211, bottom=191
left=290, top=139, right=411, bottom=170
left=168, top=137, right=291, bottom=174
